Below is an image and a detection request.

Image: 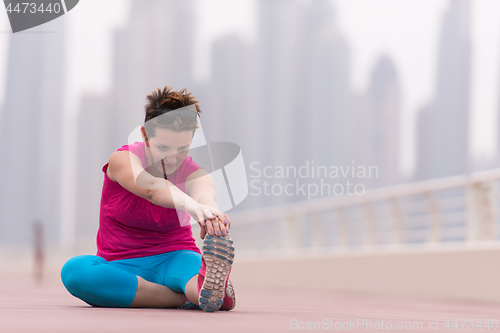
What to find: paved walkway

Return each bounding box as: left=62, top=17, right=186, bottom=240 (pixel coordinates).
left=1, top=274, right=500, bottom=333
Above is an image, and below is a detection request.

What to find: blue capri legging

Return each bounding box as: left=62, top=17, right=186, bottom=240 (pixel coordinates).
left=60, top=250, right=202, bottom=307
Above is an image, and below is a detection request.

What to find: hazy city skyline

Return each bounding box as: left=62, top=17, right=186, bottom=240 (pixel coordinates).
left=1, top=0, right=499, bottom=173
left=0, top=0, right=499, bottom=247
left=70, top=0, right=491, bottom=240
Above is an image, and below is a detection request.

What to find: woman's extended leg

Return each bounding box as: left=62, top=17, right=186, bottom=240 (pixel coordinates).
left=184, top=274, right=200, bottom=305
left=129, top=276, right=184, bottom=308
left=163, top=236, right=235, bottom=312
left=61, top=255, right=183, bottom=308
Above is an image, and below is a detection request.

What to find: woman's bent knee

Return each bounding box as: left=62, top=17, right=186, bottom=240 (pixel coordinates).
left=60, top=255, right=137, bottom=307
left=61, top=255, right=107, bottom=296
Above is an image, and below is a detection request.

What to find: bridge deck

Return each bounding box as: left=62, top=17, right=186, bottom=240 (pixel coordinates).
left=1, top=274, right=499, bottom=333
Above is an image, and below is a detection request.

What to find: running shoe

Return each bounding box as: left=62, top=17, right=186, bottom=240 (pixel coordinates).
left=180, top=294, right=201, bottom=310
left=198, top=234, right=235, bottom=312
left=180, top=301, right=201, bottom=310
left=219, top=279, right=236, bottom=311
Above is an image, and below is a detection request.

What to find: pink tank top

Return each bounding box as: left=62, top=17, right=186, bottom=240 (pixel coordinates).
left=96, top=141, right=202, bottom=261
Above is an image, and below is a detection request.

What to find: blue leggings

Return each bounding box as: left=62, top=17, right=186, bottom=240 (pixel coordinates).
left=61, top=250, right=202, bottom=307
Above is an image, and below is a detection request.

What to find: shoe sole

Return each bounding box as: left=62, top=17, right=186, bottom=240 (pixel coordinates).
left=221, top=279, right=236, bottom=311
left=199, top=234, right=235, bottom=312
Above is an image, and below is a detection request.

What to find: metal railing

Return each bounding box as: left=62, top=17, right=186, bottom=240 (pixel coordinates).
left=230, top=168, right=500, bottom=254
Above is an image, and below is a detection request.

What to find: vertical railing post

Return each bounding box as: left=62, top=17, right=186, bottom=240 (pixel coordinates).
left=310, top=210, right=324, bottom=248
left=267, top=219, right=279, bottom=250
left=335, top=207, right=349, bottom=248
left=389, top=198, right=404, bottom=244
left=363, top=203, right=378, bottom=246
left=425, top=192, right=442, bottom=243
left=285, top=212, right=302, bottom=250
left=466, top=181, right=496, bottom=242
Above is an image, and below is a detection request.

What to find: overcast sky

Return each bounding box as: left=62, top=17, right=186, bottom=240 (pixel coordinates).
left=0, top=0, right=499, bottom=176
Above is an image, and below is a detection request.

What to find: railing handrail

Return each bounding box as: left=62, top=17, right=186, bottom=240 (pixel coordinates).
left=231, top=168, right=500, bottom=226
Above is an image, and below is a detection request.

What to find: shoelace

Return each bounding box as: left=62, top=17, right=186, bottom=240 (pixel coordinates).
left=180, top=301, right=201, bottom=310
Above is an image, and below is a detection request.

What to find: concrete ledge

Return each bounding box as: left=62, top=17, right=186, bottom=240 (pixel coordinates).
left=231, top=244, right=500, bottom=303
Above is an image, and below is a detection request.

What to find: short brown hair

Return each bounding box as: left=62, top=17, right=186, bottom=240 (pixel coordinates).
left=143, top=86, right=201, bottom=137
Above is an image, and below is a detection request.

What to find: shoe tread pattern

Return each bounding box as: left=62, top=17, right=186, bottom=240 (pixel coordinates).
left=199, top=235, right=234, bottom=312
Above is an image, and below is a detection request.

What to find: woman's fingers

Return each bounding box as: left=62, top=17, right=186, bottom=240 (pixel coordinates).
left=202, top=218, right=211, bottom=236
left=199, top=223, right=207, bottom=239
left=203, top=209, right=217, bottom=221
left=216, top=214, right=230, bottom=235
left=220, top=214, right=230, bottom=234
left=224, top=214, right=231, bottom=229
left=194, top=205, right=231, bottom=237
left=206, top=217, right=229, bottom=236
left=209, top=218, right=222, bottom=236
left=201, top=208, right=215, bottom=235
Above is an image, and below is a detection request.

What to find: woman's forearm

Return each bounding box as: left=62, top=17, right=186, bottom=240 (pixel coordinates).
left=196, top=194, right=218, bottom=211
left=134, top=167, right=196, bottom=211
left=148, top=178, right=196, bottom=211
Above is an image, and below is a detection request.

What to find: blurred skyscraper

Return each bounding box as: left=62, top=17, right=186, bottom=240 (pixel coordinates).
left=202, top=35, right=257, bottom=153
left=74, top=0, right=198, bottom=236
left=241, top=0, right=354, bottom=207
left=415, top=103, right=433, bottom=180
left=297, top=0, right=352, bottom=171
left=75, top=94, right=113, bottom=238
left=110, top=0, right=197, bottom=149
left=201, top=34, right=258, bottom=212
left=0, top=19, right=65, bottom=244
left=415, top=0, right=471, bottom=180
left=368, top=56, right=401, bottom=186
left=351, top=91, right=373, bottom=186
left=255, top=0, right=301, bottom=182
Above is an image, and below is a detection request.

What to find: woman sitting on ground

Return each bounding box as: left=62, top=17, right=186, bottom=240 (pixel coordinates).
left=61, top=86, right=235, bottom=312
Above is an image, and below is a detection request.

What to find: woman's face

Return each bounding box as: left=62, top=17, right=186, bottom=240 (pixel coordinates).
left=145, top=127, right=193, bottom=175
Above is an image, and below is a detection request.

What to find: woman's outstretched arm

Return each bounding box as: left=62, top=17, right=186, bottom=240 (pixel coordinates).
left=185, top=168, right=231, bottom=238
left=106, top=151, right=219, bottom=223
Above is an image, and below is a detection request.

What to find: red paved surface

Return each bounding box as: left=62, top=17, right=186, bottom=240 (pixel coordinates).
left=1, top=274, right=500, bottom=333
